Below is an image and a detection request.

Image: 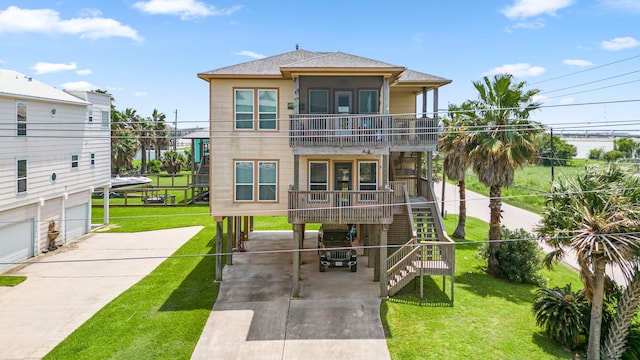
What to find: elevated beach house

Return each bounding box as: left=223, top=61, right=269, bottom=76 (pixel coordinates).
left=198, top=49, right=455, bottom=298
left=0, top=70, right=111, bottom=270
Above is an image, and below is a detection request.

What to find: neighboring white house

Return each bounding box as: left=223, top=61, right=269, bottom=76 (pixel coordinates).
left=0, top=70, right=111, bottom=270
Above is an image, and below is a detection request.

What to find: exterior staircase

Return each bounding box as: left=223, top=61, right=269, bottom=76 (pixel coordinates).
left=385, top=180, right=455, bottom=301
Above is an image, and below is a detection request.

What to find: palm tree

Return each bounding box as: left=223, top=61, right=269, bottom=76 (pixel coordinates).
left=150, top=109, right=168, bottom=160
left=136, top=117, right=153, bottom=174
left=468, top=74, right=542, bottom=276
left=440, top=102, right=474, bottom=238
left=110, top=109, right=137, bottom=175
left=537, top=164, right=640, bottom=359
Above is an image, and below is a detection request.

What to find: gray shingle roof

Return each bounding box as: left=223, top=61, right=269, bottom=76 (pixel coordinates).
left=0, top=69, right=90, bottom=105
left=198, top=49, right=451, bottom=85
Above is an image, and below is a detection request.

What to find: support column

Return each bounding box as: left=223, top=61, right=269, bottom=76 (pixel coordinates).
left=380, top=224, right=389, bottom=298
left=226, top=216, right=233, bottom=265
left=422, top=86, right=427, bottom=117
left=383, top=78, right=390, bottom=115
left=250, top=216, right=254, bottom=232
left=427, top=151, right=433, bottom=189
left=243, top=216, right=249, bottom=239
left=292, top=224, right=302, bottom=298
left=382, top=155, right=389, bottom=188
left=215, top=220, right=223, bottom=282
left=293, top=155, right=300, bottom=191
left=103, top=188, right=109, bottom=225
left=235, top=216, right=241, bottom=250
left=373, top=225, right=380, bottom=281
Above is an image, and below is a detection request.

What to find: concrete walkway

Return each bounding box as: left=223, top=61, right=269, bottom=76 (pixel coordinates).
left=192, top=231, right=390, bottom=360
left=0, top=226, right=202, bottom=360
left=434, top=181, right=626, bottom=284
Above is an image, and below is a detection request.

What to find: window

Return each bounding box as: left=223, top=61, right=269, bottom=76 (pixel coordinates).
left=309, top=161, right=328, bottom=201
left=235, top=89, right=279, bottom=131
left=309, top=90, right=329, bottom=114
left=258, top=90, right=277, bottom=130
left=234, top=160, right=278, bottom=202
left=90, top=153, right=95, bottom=167
left=71, top=154, right=79, bottom=169
left=258, top=161, right=277, bottom=201
left=235, top=90, right=254, bottom=130
left=17, top=159, right=27, bottom=193
left=358, top=90, right=379, bottom=114
left=88, top=108, right=93, bottom=122
left=358, top=162, right=378, bottom=201
left=101, top=110, right=109, bottom=129
left=16, top=101, right=27, bottom=136
left=235, top=161, right=254, bottom=201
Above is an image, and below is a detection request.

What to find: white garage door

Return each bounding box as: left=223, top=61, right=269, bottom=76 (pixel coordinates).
left=65, top=203, right=88, bottom=240
left=0, top=220, right=34, bottom=271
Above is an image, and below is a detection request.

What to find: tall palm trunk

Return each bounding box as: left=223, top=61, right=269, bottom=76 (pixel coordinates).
left=487, top=185, right=502, bottom=276
left=452, top=180, right=467, bottom=238
left=140, top=144, right=147, bottom=174
left=587, top=256, right=606, bottom=360
left=602, top=270, right=640, bottom=359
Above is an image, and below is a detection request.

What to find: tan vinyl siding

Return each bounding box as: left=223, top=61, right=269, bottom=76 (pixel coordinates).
left=389, top=90, right=418, bottom=115
left=209, top=79, right=294, bottom=216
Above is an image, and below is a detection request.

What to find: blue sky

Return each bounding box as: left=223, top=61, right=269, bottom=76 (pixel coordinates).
left=1, top=0, right=638, bottom=133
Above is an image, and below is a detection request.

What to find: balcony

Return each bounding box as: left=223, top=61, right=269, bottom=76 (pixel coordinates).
left=289, top=114, right=438, bottom=152
left=288, top=186, right=394, bottom=224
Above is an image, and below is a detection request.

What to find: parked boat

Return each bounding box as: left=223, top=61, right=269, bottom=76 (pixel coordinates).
left=110, top=176, right=152, bottom=189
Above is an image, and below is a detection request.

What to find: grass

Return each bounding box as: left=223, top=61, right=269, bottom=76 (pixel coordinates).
left=0, top=275, right=27, bottom=286
left=383, top=214, right=583, bottom=360
left=461, top=159, right=599, bottom=213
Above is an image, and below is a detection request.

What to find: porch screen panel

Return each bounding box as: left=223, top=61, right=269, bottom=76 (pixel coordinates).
left=235, top=161, right=253, bottom=201
left=235, top=90, right=254, bottom=130
left=258, top=161, right=277, bottom=201
left=309, top=161, right=328, bottom=201
left=309, top=90, right=328, bottom=134
left=258, top=90, right=277, bottom=130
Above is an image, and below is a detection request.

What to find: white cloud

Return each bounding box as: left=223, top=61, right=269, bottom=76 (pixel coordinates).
left=133, top=0, right=242, bottom=20
left=512, top=19, right=546, bottom=29
left=31, top=61, right=77, bottom=74
left=235, top=50, right=266, bottom=59
left=485, top=63, right=547, bottom=78
left=563, top=59, right=593, bottom=67
left=61, top=80, right=95, bottom=91
left=0, top=6, right=141, bottom=41
left=601, top=36, right=640, bottom=51
left=134, top=91, right=148, bottom=97
left=76, top=69, right=92, bottom=75
left=502, top=0, right=575, bottom=19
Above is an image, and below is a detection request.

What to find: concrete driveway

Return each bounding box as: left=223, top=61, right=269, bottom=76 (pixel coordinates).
left=191, top=230, right=391, bottom=360
left=0, top=226, right=202, bottom=360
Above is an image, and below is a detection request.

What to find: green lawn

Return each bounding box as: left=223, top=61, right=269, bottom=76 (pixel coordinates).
left=50, top=206, right=581, bottom=359
left=0, top=275, right=27, bottom=286
left=383, top=215, right=583, bottom=360
left=462, top=159, right=600, bottom=213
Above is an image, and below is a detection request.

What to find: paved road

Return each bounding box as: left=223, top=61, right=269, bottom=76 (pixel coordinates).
left=434, top=181, right=627, bottom=285
left=0, top=226, right=203, bottom=360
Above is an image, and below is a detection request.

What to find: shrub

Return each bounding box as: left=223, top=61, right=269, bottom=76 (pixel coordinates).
left=532, top=284, right=589, bottom=350
left=146, top=159, right=162, bottom=174
left=477, top=226, right=544, bottom=284
left=588, top=148, right=604, bottom=160
left=161, top=150, right=187, bottom=174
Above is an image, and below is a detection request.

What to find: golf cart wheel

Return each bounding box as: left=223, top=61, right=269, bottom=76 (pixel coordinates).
left=351, top=264, right=357, bottom=272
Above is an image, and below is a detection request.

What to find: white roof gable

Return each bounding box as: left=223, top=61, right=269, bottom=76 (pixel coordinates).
left=0, top=69, right=89, bottom=105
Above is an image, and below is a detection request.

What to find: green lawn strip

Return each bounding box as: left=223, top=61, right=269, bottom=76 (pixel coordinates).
left=92, top=205, right=211, bottom=232
left=46, top=214, right=219, bottom=359
left=384, top=215, right=582, bottom=360
left=0, top=275, right=27, bottom=286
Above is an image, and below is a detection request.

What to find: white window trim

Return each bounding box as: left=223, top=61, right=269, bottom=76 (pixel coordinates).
left=234, top=160, right=254, bottom=202
left=358, top=161, right=378, bottom=202
left=16, top=101, right=27, bottom=137
left=257, top=161, right=278, bottom=202
left=308, top=161, right=329, bottom=202
left=101, top=110, right=110, bottom=129
left=257, top=89, right=278, bottom=131
left=71, top=154, right=79, bottom=170
left=309, top=89, right=329, bottom=114
left=88, top=108, right=93, bottom=123
left=16, top=158, right=27, bottom=194
left=234, top=89, right=255, bottom=131
left=90, top=152, right=96, bottom=167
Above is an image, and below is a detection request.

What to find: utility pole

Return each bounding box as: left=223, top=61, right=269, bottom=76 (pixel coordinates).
left=174, top=109, right=178, bottom=151
left=550, top=127, right=555, bottom=183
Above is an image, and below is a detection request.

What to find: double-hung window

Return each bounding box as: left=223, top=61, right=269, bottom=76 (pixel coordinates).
left=17, top=159, right=27, bottom=194
left=234, top=89, right=278, bottom=130
left=309, top=161, right=328, bottom=201
left=71, top=154, right=79, bottom=169
left=16, top=101, right=27, bottom=136
left=234, top=160, right=278, bottom=202
left=90, top=153, right=96, bottom=167
left=358, top=161, right=378, bottom=201
left=101, top=110, right=109, bottom=129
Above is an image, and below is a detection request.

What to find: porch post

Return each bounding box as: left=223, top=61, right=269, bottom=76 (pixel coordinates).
left=433, top=87, right=439, bottom=121
left=382, top=155, right=389, bottom=188
left=427, top=151, right=433, bottom=191
left=250, top=216, right=254, bottom=232
left=380, top=224, right=388, bottom=298
left=103, top=189, right=109, bottom=225
left=373, top=224, right=380, bottom=281
left=292, top=224, right=302, bottom=298
left=294, top=76, right=300, bottom=114
left=215, top=220, right=223, bottom=282
left=226, top=216, right=233, bottom=265
left=422, top=86, right=427, bottom=117
left=293, top=155, right=300, bottom=191
left=235, top=216, right=241, bottom=249
left=383, top=78, right=390, bottom=115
